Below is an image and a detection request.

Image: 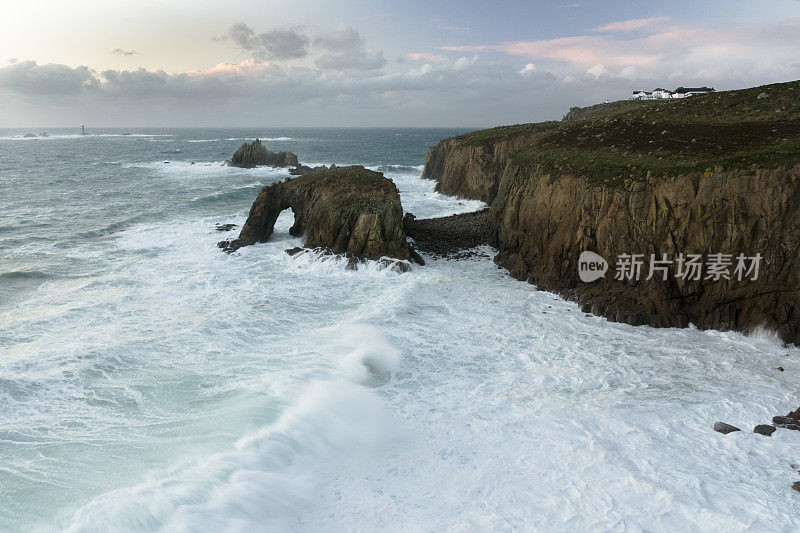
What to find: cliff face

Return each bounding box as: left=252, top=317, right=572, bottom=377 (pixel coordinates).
left=422, top=126, right=540, bottom=203
left=221, top=166, right=410, bottom=261
left=490, top=164, right=800, bottom=342
left=420, top=80, right=800, bottom=343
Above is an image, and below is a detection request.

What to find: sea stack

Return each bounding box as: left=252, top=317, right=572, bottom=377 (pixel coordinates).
left=220, top=165, right=412, bottom=261
left=228, top=139, right=299, bottom=168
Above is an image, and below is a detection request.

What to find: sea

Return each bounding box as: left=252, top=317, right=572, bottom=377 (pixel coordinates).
left=1, top=128, right=799, bottom=531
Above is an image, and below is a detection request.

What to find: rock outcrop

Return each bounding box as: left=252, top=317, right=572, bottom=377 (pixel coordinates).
left=220, top=166, right=412, bottom=261
left=229, top=139, right=299, bottom=168
left=421, top=79, right=800, bottom=343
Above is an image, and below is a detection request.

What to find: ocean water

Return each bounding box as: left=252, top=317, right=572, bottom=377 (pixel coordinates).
left=1, top=128, right=799, bottom=532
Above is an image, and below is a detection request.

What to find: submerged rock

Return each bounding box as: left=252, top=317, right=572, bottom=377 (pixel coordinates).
left=713, top=422, right=741, bottom=434
left=229, top=139, right=299, bottom=168
left=214, top=223, right=237, bottom=232
left=285, top=246, right=304, bottom=256
left=23, top=133, right=37, bottom=138
left=220, top=165, right=412, bottom=261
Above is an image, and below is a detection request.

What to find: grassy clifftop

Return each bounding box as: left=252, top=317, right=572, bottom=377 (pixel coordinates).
left=457, top=80, right=800, bottom=185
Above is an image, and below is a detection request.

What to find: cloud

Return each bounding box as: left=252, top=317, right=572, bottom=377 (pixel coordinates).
left=0, top=60, right=98, bottom=95
left=441, top=18, right=800, bottom=81
left=220, top=23, right=385, bottom=71
left=0, top=56, right=566, bottom=124
left=3, top=17, right=800, bottom=127
left=454, top=54, right=478, bottom=70
left=437, top=25, right=469, bottom=31
left=405, top=53, right=448, bottom=63
left=596, top=16, right=670, bottom=33
left=111, top=48, right=137, bottom=56
left=313, top=26, right=385, bottom=71
left=221, top=23, right=309, bottom=61
left=585, top=64, right=608, bottom=78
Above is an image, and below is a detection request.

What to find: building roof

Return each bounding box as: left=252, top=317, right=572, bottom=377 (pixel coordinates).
left=675, top=86, right=714, bottom=94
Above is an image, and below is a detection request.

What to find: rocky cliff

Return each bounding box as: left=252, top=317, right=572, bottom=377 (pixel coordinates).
left=220, top=166, right=411, bottom=261
left=421, top=79, right=800, bottom=343
left=422, top=124, right=544, bottom=203
left=229, top=139, right=299, bottom=168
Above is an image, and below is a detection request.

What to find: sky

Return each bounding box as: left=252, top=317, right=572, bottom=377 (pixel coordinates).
left=1, top=0, right=799, bottom=127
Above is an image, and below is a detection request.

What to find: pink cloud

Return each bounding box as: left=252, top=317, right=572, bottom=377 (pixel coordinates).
left=596, top=16, right=670, bottom=32
left=188, top=59, right=275, bottom=76
left=440, top=18, right=800, bottom=79
left=443, top=36, right=660, bottom=67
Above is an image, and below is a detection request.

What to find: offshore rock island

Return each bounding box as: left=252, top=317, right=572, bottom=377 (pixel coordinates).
left=423, top=79, right=800, bottom=344
left=228, top=138, right=299, bottom=168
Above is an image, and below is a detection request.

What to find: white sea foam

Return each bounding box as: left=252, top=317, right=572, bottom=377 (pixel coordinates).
left=122, top=160, right=291, bottom=180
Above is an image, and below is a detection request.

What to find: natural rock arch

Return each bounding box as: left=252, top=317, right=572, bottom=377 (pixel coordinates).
left=220, top=166, right=412, bottom=261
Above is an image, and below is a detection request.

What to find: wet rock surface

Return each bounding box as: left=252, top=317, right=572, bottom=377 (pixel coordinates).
left=214, top=223, right=237, bottom=232
left=754, top=424, right=777, bottom=437
left=403, top=209, right=491, bottom=258
left=713, top=422, right=741, bottom=434
left=282, top=246, right=413, bottom=272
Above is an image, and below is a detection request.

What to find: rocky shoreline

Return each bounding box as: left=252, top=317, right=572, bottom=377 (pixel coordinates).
left=417, top=80, right=800, bottom=494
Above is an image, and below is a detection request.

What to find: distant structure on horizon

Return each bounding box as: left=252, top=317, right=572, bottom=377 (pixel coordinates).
left=632, top=86, right=715, bottom=100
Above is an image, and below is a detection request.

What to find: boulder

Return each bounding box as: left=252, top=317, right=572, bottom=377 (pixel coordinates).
left=754, top=424, right=777, bottom=436
left=713, top=422, right=741, bottom=434
left=220, top=166, right=411, bottom=262
left=229, top=139, right=299, bottom=168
